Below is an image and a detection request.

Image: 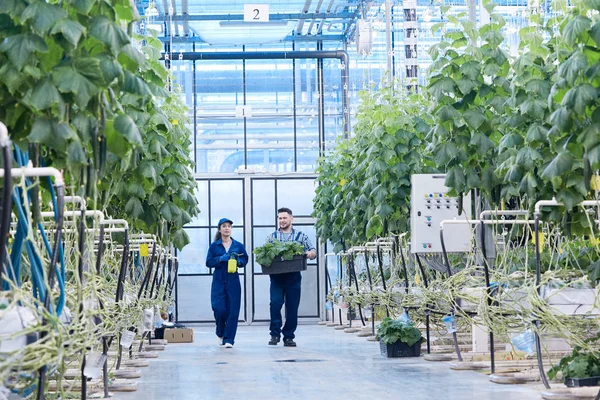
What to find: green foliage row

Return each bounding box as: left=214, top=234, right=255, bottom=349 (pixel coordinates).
left=0, top=0, right=199, bottom=249
left=314, top=0, right=600, bottom=250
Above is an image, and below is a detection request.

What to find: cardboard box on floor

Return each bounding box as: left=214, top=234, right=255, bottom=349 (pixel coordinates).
left=164, top=328, right=194, bottom=343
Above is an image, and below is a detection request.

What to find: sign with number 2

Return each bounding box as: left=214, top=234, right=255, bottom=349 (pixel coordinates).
left=244, top=4, right=269, bottom=22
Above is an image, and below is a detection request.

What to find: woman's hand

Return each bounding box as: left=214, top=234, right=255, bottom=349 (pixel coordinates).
left=220, top=253, right=230, bottom=262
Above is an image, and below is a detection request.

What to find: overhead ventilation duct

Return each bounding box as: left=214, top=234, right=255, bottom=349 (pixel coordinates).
left=189, top=21, right=295, bottom=45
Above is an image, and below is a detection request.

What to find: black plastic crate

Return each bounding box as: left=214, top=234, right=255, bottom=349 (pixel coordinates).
left=380, top=340, right=421, bottom=358
left=260, top=254, right=307, bottom=274
left=564, top=376, right=600, bottom=387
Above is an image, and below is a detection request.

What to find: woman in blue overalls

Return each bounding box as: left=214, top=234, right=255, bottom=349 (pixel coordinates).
left=206, top=218, right=248, bottom=348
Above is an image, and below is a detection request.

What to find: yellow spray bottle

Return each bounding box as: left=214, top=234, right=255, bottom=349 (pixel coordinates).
left=227, top=254, right=238, bottom=273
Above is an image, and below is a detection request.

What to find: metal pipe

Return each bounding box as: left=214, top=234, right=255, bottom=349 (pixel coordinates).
left=63, top=196, right=87, bottom=211
left=415, top=254, right=431, bottom=354
left=1, top=165, right=64, bottom=186
left=479, top=210, right=529, bottom=219
left=385, top=0, right=392, bottom=84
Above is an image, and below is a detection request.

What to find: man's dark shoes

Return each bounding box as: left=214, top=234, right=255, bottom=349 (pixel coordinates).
left=268, top=335, right=280, bottom=345
left=283, top=338, right=297, bottom=347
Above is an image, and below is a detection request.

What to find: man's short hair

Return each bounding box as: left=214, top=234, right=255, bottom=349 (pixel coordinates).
left=277, top=207, right=293, bottom=216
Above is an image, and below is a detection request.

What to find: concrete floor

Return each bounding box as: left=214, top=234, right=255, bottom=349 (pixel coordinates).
left=118, top=324, right=543, bottom=400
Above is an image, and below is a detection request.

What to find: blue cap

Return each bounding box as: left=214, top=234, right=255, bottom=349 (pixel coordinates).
left=218, top=218, right=233, bottom=227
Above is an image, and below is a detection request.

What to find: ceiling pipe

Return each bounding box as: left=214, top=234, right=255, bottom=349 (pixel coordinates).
left=296, top=0, right=313, bottom=36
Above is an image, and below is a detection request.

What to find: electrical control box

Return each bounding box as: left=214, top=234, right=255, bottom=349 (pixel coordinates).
left=410, top=174, right=473, bottom=254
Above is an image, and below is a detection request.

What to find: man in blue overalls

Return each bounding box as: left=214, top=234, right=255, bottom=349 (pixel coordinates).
left=266, top=207, right=317, bottom=347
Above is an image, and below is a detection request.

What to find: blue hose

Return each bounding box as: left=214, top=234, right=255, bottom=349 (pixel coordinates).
left=8, top=147, right=66, bottom=315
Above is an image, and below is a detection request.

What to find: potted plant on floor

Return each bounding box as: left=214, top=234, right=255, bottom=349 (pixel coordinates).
left=255, top=240, right=307, bottom=274
left=548, top=334, right=600, bottom=387
left=377, top=317, right=424, bottom=358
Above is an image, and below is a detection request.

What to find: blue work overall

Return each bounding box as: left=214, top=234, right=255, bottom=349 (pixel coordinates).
left=206, top=238, right=248, bottom=345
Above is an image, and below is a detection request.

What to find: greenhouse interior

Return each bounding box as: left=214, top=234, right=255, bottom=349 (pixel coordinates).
left=1, top=0, right=600, bottom=399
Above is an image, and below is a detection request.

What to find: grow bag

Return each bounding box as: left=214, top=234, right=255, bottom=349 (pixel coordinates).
left=260, top=254, right=307, bottom=275
left=380, top=340, right=421, bottom=358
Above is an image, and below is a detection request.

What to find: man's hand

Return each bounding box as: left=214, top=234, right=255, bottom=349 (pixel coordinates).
left=307, top=250, right=317, bottom=260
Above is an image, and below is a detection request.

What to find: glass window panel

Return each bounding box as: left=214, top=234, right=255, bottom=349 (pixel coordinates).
left=177, top=228, right=210, bottom=274
left=276, top=179, right=316, bottom=217
left=210, top=180, right=244, bottom=226
left=252, top=179, right=275, bottom=226
left=189, top=180, right=209, bottom=226
left=195, top=60, right=245, bottom=173
left=245, top=59, right=295, bottom=172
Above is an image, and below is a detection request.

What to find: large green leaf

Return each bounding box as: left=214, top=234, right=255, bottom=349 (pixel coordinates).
left=436, top=105, right=461, bottom=122
left=549, top=107, right=573, bottom=132
left=114, top=114, right=143, bottom=146
left=52, top=66, right=98, bottom=108
left=49, top=19, right=86, bottom=46
left=122, top=70, right=152, bottom=96
left=0, top=0, right=27, bottom=17
left=0, top=34, right=48, bottom=70
left=519, top=171, right=538, bottom=197
left=434, top=141, right=458, bottom=165
left=124, top=197, right=144, bottom=219
left=526, top=124, right=549, bottom=143
left=72, top=0, right=94, bottom=14
left=445, top=166, right=466, bottom=190
left=98, top=54, right=124, bottom=83
left=456, top=78, right=477, bottom=95
left=590, top=22, right=600, bottom=47
left=470, top=132, right=494, bottom=154
left=67, top=140, right=87, bottom=165
left=516, top=147, right=543, bottom=169
left=428, top=77, right=455, bottom=99
left=541, top=151, right=574, bottom=180
left=29, top=78, right=61, bottom=110
left=482, top=29, right=504, bottom=47
left=460, top=61, right=481, bottom=80
left=558, top=52, right=588, bottom=85
left=589, top=144, right=600, bottom=167
left=28, top=118, right=75, bottom=151
left=562, top=84, right=597, bottom=114
left=520, top=98, right=547, bottom=119
left=499, top=133, right=524, bottom=150
left=73, top=57, right=103, bottom=82
left=563, top=16, right=592, bottom=46
left=366, top=215, right=383, bottom=238
left=171, top=229, right=190, bottom=251
left=0, top=63, right=24, bottom=93
left=580, top=123, right=600, bottom=150
left=21, top=1, right=66, bottom=34
left=463, top=109, right=487, bottom=129
left=119, top=44, right=146, bottom=70
left=89, top=16, right=130, bottom=55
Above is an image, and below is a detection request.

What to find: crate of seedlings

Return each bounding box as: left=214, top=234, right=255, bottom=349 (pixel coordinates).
left=255, top=240, right=307, bottom=274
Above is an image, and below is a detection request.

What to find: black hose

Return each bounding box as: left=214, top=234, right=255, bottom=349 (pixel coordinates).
left=0, top=142, right=12, bottom=287
left=116, top=229, right=130, bottom=303
left=534, top=214, right=551, bottom=389
left=376, top=244, right=390, bottom=318
left=348, top=253, right=365, bottom=326
left=415, top=255, right=431, bottom=354
left=440, top=229, right=463, bottom=362
left=363, top=250, right=375, bottom=334
left=479, top=221, right=495, bottom=374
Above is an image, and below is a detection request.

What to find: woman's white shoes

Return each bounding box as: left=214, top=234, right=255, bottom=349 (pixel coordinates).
left=224, top=343, right=233, bottom=348
left=218, top=337, right=223, bottom=346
